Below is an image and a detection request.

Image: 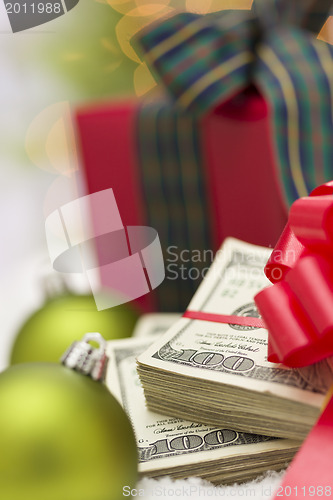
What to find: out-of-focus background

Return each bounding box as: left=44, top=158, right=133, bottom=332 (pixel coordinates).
left=0, top=0, right=256, bottom=371
left=0, top=0, right=332, bottom=372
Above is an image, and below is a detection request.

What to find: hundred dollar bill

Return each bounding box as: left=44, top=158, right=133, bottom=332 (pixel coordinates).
left=137, top=238, right=333, bottom=440
left=106, top=336, right=299, bottom=484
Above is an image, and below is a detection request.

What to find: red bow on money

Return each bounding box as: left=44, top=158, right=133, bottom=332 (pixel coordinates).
left=255, top=181, right=333, bottom=368
left=257, top=182, right=333, bottom=500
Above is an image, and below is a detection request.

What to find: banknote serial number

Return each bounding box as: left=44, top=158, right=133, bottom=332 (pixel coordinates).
left=5, top=2, right=62, bottom=14
left=276, top=485, right=331, bottom=496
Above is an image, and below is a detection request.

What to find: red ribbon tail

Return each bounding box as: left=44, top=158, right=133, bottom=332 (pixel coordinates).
left=183, top=310, right=266, bottom=329
left=272, top=395, right=333, bottom=500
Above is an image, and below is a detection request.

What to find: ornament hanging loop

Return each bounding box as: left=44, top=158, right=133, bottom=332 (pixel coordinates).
left=61, top=332, right=108, bottom=381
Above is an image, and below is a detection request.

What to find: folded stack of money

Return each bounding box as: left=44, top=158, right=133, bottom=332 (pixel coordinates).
left=106, top=333, right=300, bottom=485
left=136, top=239, right=333, bottom=441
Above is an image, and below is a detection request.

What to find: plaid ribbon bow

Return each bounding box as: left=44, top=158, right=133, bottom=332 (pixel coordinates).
left=137, top=0, right=333, bottom=204
left=134, top=0, right=333, bottom=311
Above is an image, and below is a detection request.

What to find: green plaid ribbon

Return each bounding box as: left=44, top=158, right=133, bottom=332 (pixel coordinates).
left=135, top=0, right=333, bottom=310
left=137, top=99, right=212, bottom=311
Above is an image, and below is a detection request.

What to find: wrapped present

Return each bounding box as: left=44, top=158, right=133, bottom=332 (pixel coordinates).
left=76, top=0, right=333, bottom=313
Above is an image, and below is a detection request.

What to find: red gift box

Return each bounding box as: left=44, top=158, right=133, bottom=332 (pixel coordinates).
left=75, top=87, right=287, bottom=312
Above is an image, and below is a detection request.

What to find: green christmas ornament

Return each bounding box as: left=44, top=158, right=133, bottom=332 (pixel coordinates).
left=11, top=292, right=139, bottom=365
left=0, top=334, right=138, bottom=500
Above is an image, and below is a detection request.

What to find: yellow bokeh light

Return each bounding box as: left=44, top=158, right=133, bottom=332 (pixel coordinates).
left=100, top=37, right=121, bottom=55
left=61, top=52, right=85, bottom=62
left=318, top=16, right=333, bottom=45
left=186, top=0, right=252, bottom=14
left=104, top=60, right=122, bottom=72
left=26, top=102, right=78, bottom=176
left=134, top=61, right=157, bottom=95
left=116, top=4, right=174, bottom=63
left=107, top=0, right=171, bottom=15
left=107, top=0, right=140, bottom=15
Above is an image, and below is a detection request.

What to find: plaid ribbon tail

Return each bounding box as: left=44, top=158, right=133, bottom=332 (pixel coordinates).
left=136, top=100, right=213, bottom=311
left=256, top=28, right=333, bottom=204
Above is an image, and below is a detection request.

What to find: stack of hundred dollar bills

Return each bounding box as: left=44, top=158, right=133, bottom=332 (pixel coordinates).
left=106, top=238, right=333, bottom=484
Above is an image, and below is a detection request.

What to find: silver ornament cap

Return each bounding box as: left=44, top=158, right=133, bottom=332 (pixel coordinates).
left=61, top=332, right=108, bottom=381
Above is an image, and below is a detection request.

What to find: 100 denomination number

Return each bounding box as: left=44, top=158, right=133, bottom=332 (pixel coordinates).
left=170, top=348, right=255, bottom=372
left=6, top=3, right=62, bottom=14
left=139, top=428, right=238, bottom=461
left=150, top=429, right=237, bottom=455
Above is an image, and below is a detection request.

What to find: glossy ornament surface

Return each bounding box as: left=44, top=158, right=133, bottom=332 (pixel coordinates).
left=11, top=293, right=138, bottom=364
left=0, top=362, right=138, bottom=500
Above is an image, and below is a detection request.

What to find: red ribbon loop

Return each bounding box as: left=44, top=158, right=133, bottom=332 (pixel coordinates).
left=255, top=181, right=333, bottom=367
left=290, top=196, right=333, bottom=250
